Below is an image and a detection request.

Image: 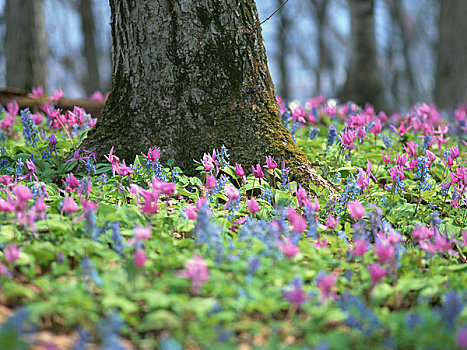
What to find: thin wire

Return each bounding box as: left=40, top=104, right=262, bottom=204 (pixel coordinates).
left=260, top=0, right=291, bottom=25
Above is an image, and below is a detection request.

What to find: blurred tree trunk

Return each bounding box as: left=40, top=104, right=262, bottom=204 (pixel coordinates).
left=339, top=0, right=389, bottom=111
left=386, top=0, right=417, bottom=105
left=79, top=0, right=101, bottom=95
left=78, top=0, right=333, bottom=190
left=311, top=0, right=329, bottom=95
left=434, top=0, right=467, bottom=108
left=4, top=0, right=47, bottom=91
left=276, top=0, right=290, bottom=101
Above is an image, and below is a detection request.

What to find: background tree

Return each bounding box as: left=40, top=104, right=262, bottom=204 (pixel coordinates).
left=339, top=0, right=388, bottom=112
left=434, top=0, right=467, bottom=109
left=78, top=0, right=331, bottom=189
left=79, top=0, right=101, bottom=95
left=275, top=0, right=291, bottom=102
left=4, top=0, right=47, bottom=91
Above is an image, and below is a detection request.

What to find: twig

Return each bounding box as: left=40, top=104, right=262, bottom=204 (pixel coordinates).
left=260, top=0, right=291, bottom=25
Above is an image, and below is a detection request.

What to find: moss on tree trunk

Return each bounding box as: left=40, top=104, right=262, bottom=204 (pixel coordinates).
left=78, top=0, right=334, bottom=193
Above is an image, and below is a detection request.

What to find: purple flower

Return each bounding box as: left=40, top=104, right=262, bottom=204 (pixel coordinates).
left=283, top=278, right=308, bottom=307
left=457, top=325, right=467, bottom=349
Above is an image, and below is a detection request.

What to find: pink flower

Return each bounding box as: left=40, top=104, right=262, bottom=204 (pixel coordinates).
left=134, top=227, right=152, bottom=240
left=31, top=113, right=43, bottom=126
left=277, top=236, right=300, bottom=258
left=6, top=100, right=19, bottom=118
left=64, top=173, right=79, bottom=193
left=382, top=151, right=391, bottom=164
left=339, top=130, right=356, bottom=150
left=395, top=152, right=409, bottom=168
left=252, top=164, right=264, bottom=179
left=370, top=120, right=383, bottom=135
left=450, top=146, right=460, bottom=159
left=390, top=122, right=412, bottom=137
left=225, top=184, right=239, bottom=200
left=351, top=238, right=369, bottom=256
left=412, top=225, right=434, bottom=240
left=223, top=184, right=240, bottom=210
left=325, top=214, right=339, bottom=230
left=356, top=170, right=369, bottom=189
left=0, top=199, right=14, bottom=213
left=176, top=255, right=209, bottom=294
left=289, top=107, right=306, bottom=123
left=374, top=243, right=395, bottom=264
left=201, top=153, right=214, bottom=171
left=141, top=147, right=161, bottom=162
left=309, top=197, right=320, bottom=212
left=150, top=177, right=175, bottom=196
left=288, top=207, right=307, bottom=233
left=90, top=91, right=105, bottom=101
left=49, top=89, right=64, bottom=102
left=14, top=185, right=32, bottom=211
left=134, top=249, right=147, bottom=268
left=4, top=244, right=20, bottom=263
left=205, top=174, right=217, bottom=189
left=0, top=175, right=13, bottom=186
left=18, top=160, right=38, bottom=182
left=347, top=201, right=365, bottom=220
left=404, top=140, right=418, bottom=156
left=27, top=86, right=43, bottom=99
left=116, top=160, right=133, bottom=177
left=104, top=146, right=120, bottom=177
left=63, top=195, right=78, bottom=213
left=235, top=163, right=245, bottom=177
left=247, top=198, right=260, bottom=214
left=296, top=185, right=310, bottom=208
left=368, top=263, right=387, bottom=285
left=316, top=271, right=337, bottom=303
left=185, top=205, right=198, bottom=220
left=264, top=156, right=277, bottom=170
left=140, top=189, right=160, bottom=214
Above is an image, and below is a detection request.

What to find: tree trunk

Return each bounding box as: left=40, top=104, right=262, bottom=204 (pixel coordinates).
left=79, top=0, right=101, bottom=95
left=276, top=0, right=290, bottom=101
left=339, top=0, right=389, bottom=112
left=311, top=0, right=329, bottom=95
left=434, top=0, right=467, bottom=109
left=4, top=0, right=47, bottom=91
left=78, top=0, right=333, bottom=191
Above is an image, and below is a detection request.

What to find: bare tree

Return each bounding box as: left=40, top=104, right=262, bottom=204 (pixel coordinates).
left=339, top=0, right=388, bottom=111
left=79, top=0, right=101, bottom=95
left=434, top=0, right=467, bottom=108
left=4, top=0, right=47, bottom=91
left=310, top=0, right=330, bottom=95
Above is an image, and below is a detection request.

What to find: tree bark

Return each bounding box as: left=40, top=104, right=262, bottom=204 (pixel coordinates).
left=78, top=0, right=334, bottom=192
left=79, top=0, right=102, bottom=95
left=4, top=0, right=47, bottom=91
left=339, top=0, right=389, bottom=112
left=434, top=0, right=467, bottom=109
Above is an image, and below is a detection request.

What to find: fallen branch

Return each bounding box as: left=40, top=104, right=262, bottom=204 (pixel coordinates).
left=0, top=87, right=105, bottom=118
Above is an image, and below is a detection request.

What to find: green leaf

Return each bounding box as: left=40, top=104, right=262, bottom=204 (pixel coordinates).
left=138, top=310, right=181, bottom=331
